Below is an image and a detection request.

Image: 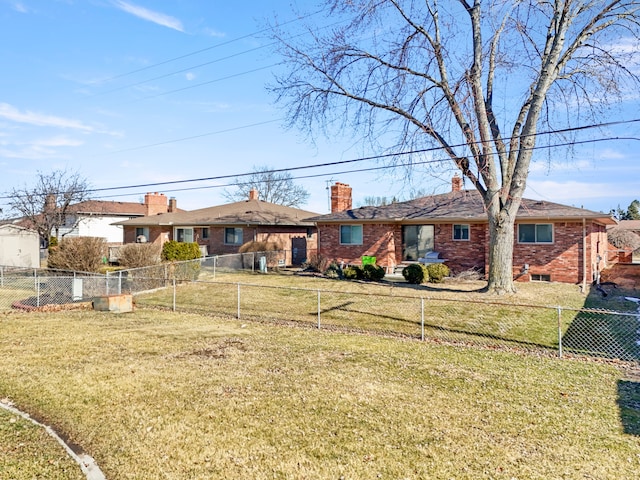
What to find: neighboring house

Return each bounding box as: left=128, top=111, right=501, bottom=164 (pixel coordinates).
left=116, top=189, right=320, bottom=265
left=0, top=224, right=40, bottom=268
left=58, top=193, right=179, bottom=244
left=308, top=179, right=616, bottom=284
left=608, top=220, right=640, bottom=264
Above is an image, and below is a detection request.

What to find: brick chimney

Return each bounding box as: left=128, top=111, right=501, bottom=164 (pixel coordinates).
left=168, top=197, right=177, bottom=213
left=248, top=188, right=259, bottom=201
left=451, top=174, right=463, bottom=192
left=330, top=182, right=352, bottom=213
left=144, top=192, right=168, bottom=216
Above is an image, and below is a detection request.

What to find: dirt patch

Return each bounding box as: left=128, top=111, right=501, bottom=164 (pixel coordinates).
left=601, top=264, right=640, bottom=291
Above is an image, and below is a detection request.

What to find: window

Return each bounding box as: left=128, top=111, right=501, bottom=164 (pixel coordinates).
left=340, top=225, right=363, bottom=245
left=531, top=274, right=551, bottom=282
left=175, top=227, right=194, bottom=243
left=135, top=227, right=149, bottom=243
left=518, top=224, right=553, bottom=243
left=201, top=227, right=209, bottom=239
left=453, top=224, right=470, bottom=241
left=225, top=227, right=243, bottom=245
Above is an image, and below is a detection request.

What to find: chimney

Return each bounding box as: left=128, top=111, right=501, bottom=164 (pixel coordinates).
left=168, top=197, right=177, bottom=213
left=451, top=174, right=462, bottom=193
left=144, top=192, right=168, bottom=216
left=330, top=182, right=352, bottom=213
left=248, top=188, right=259, bottom=201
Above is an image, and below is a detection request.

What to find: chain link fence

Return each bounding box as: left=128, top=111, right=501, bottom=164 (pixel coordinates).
left=2, top=261, right=639, bottom=364
left=134, top=278, right=640, bottom=364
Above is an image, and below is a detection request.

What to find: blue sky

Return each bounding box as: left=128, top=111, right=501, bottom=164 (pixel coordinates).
left=0, top=0, right=638, bottom=216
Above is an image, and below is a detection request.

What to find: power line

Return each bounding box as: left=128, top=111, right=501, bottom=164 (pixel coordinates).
left=98, top=9, right=327, bottom=84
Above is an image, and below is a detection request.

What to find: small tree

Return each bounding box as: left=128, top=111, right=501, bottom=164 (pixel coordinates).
left=47, top=237, right=107, bottom=273
left=223, top=165, right=310, bottom=207
left=117, top=243, right=162, bottom=268
left=6, top=169, right=91, bottom=247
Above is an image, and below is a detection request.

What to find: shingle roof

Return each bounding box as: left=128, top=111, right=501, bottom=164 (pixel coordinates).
left=67, top=200, right=148, bottom=216
left=116, top=199, right=320, bottom=227
left=306, top=189, right=616, bottom=225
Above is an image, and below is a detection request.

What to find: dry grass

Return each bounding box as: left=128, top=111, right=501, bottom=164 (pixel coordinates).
left=0, top=308, right=639, bottom=479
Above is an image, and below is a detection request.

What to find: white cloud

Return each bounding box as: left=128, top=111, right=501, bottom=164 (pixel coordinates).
left=204, top=28, right=226, bottom=38
left=112, top=1, right=184, bottom=32
left=526, top=179, right=635, bottom=202
left=0, top=103, right=95, bottom=132
left=185, top=72, right=196, bottom=81
left=12, top=2, right=29, bottom=13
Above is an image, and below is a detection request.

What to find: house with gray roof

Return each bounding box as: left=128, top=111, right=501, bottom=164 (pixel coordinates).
left=311, top=179, right=616, bottom=284
left=116, top=189, right=319, bottom=265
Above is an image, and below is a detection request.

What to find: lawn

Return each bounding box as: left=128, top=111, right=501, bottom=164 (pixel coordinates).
left=135, top=271, right=633, bottom=357
left=0, top=307, right=639, bottom=479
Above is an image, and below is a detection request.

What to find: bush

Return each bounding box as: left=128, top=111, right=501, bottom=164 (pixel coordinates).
left=363, top=264, right=385, bottom=281
left=343, top=265, right=364, bottom=280
left=161, top=241, right=201, bottom=261
left=324, top=262, right=343, bottom=279
left=402, top=263, right=429, bottom=284
left=118, top=243, right=161, bottom=268
left=304, top=253, right=331, bottom=273
left=426, top=263, right=450, bottom=283
left=47, top=237, right=107, bottom=273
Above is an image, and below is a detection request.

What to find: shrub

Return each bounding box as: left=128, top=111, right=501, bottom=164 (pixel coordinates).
left=363, top=264, right=385, bottom=281
left=47, top=237, right=107, bottom=273
left=324, top=262, right=343, bottom=279
left=118, top=243, right=161, bottom=268
left=402, top=263, right=429, bottom=284
left=343, top=265, right=364, bottom=280
left=304, top=253, right=331, bottom=273
left=161, top=241, right=201, bottom=261
left=426, top=263, right=450, bottom=283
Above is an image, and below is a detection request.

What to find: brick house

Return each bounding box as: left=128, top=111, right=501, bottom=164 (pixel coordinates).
left=116, top=189, right=319, bottom=265
left=308, top=179, right=616, bottom=284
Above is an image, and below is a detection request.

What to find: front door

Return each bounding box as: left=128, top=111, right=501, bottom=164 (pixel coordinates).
left=402, top=225, right=434, bottom=261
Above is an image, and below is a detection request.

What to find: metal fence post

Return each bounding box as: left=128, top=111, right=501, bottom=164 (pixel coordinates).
left=557, top=306, right=563, bottom=358
left=421, top=297, right=425, bottom=341
left=213, top=256, right=217, bottom=279
left=173, top=278, right=176, bottom=312
left=0, top=266, right=3, bottom=287
left=118, top=270, right=122, bottom=295
left=36, top=279, right=40, bottom=308
left=237, top=283, right=241, bottom=319
left=317, top=290, right=321, bottom=329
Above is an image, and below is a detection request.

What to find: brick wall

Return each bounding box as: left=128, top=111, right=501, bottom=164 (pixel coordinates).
left=144, top=193, right=169, bottom=216
left=318, top=219, right=607, bottom=284
left=318, top=223, right=397, bottom=268
left=330, top=183, right=352, bottom=213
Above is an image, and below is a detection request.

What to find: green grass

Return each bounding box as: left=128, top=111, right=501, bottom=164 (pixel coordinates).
left=0, top=309, right=639, bottom=479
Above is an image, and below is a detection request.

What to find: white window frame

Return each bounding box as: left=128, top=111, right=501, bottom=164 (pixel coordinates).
left=517, top=223, right=554, bottom=244
left=224, top=227, right=243, bottom=245
left=135, top=227, right=149, bottom=242
left=175, top=227, right=194, bottom=243
left=340, top=225, right=363, bottom=245
left=453, top=224, right=470, bottom=241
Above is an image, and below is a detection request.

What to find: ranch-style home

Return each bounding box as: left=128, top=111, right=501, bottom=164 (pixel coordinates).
left=310, top=179, right=617, bottom=284
left=116, top=189, right=319, bottom=266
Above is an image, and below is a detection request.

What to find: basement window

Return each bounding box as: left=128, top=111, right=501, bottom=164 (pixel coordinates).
left=531, top=274, right=551, bottom=282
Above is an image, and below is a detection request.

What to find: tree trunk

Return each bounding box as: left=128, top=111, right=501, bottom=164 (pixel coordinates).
left=486, top=209, right=516, bottom=294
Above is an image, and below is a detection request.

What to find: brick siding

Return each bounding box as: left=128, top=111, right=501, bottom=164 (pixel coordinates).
left=319, top=220, right=607, bottom=284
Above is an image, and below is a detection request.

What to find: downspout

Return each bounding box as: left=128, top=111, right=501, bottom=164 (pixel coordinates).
left=581, top=218, right=587, bottom=293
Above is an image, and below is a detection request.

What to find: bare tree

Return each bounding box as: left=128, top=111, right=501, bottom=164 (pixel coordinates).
left=6, top=169, right=91, bottom=247
left=224, top=166, right=310, bottom=207
left=270, top=0, right=640, bottom=293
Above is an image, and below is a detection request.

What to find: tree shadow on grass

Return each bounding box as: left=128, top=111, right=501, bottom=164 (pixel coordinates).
left=618, top=379, right=640, bottom=436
